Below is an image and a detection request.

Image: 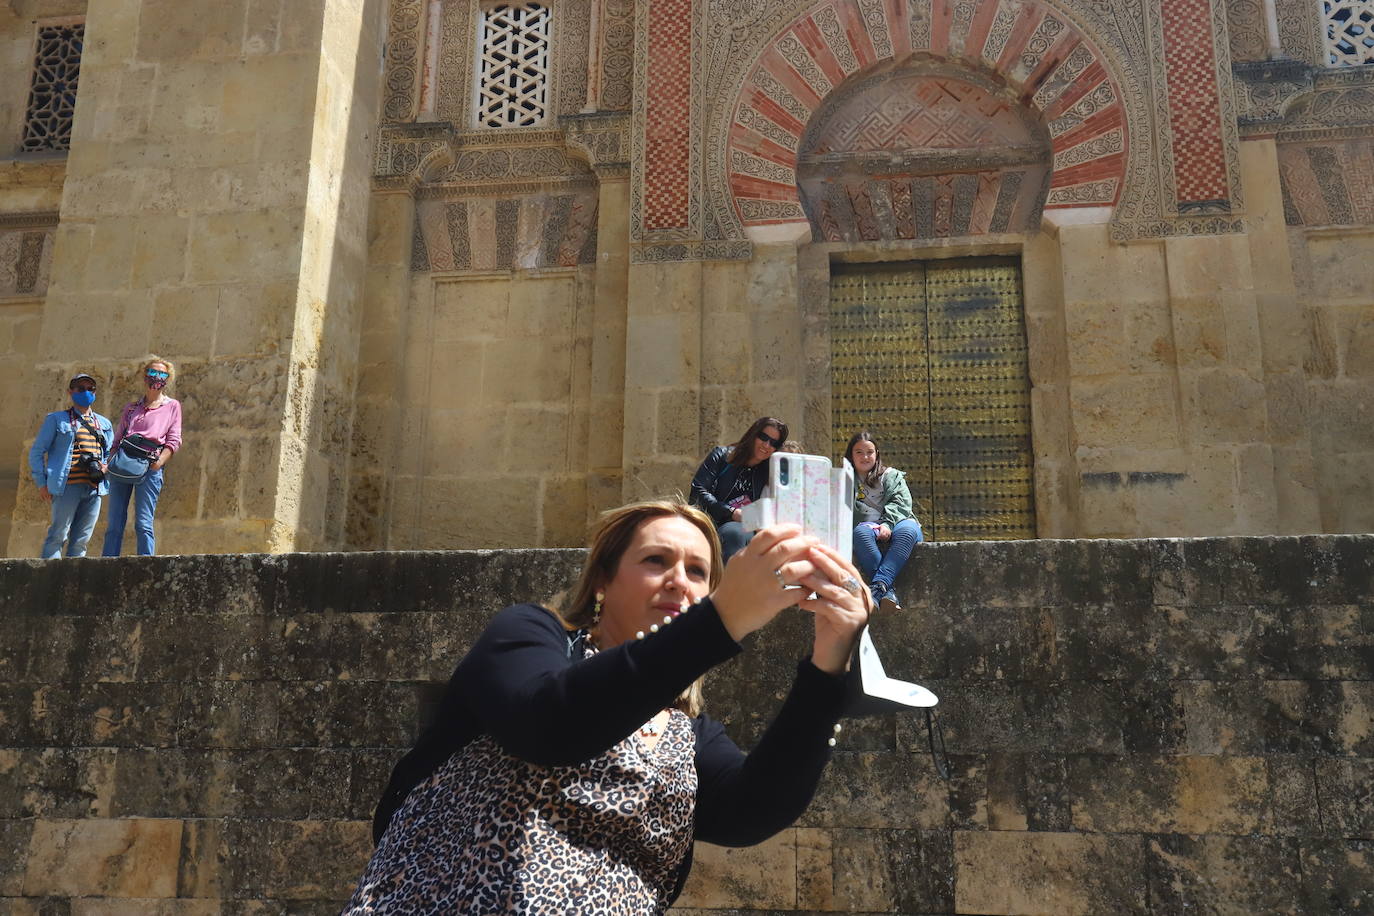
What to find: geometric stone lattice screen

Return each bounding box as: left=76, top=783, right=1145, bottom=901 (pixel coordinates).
left=21, top=23, right=83, bottom=153
left=476, top=2, right=551, bottom=127
left=830, top=257, right=1035, bottom=541
left=1324, top=0, right=1374, bottom=65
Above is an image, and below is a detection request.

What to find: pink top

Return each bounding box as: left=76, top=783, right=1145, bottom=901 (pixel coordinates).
left=114, top=397, right=183, bottom=454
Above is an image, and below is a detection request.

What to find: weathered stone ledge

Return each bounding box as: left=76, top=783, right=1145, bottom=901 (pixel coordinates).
left=1, top=535, right=1370, bottom=913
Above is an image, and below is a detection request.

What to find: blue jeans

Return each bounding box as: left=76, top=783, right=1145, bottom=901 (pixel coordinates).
left=717, top=521, right=754, bottom=561
left=40, top=485, right=103, bottom=559
left=853, top=518, right=923, bottom=587
left=102, top=468, right=163, bottom=556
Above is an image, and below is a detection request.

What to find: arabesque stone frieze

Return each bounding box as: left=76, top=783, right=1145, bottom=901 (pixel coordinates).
left=1233, top=58, right=1315, bottom=133
left=0, top=220, right=55, bottom=298
left=1274, top=67, right=1374, bottom=227
left=563, top=112, right=633, bottom=177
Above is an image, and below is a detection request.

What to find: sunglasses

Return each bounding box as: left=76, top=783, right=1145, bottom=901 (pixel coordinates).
left=74, top=385, right=97, bottom=393
left=756, top=431, right=783, bottom=449
left=145, top=370, right=170, bottom=380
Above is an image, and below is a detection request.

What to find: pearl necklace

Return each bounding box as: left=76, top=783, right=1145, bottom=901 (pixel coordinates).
left=638, top=714, right=666, bottom=739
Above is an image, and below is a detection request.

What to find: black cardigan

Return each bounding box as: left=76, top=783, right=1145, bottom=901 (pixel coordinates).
left=373, top=600, right=846, bottom=900
left=690, top=446, right=766, bottom=525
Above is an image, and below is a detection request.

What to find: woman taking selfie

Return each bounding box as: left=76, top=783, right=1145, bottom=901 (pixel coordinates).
left=845, top=430, right=923, bottom=612
left=347, top=499, right=870, bottom=914
left=102, top=357, right=183, bottom=556
left=689, top=415, right=787, bottom=558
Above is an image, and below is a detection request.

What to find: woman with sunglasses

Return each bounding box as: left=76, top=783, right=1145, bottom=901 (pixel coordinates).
left=102, top=356, right=183, bottom=556
left=689, top=416, right=787, bottom=559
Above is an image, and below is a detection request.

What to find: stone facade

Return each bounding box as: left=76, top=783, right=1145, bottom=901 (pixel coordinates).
left=2, top=0, right=1373, bottom=555
left=2, top=535, right=1372, bottom=911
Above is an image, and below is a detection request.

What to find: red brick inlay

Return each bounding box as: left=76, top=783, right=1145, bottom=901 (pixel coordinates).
left=1160, top=0, right=1229, bottom=204
left=644, top=0, right=693, bottom=231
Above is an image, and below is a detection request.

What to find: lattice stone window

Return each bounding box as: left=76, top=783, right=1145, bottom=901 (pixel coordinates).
left=21, top=23, right=84, bottom=153
left=1324, top=0, right=1374, bottom=65
left=475, top=2, right=551, bottom=128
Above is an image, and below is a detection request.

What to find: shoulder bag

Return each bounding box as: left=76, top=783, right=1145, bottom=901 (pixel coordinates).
left=106, top=404, right=162, bottom=484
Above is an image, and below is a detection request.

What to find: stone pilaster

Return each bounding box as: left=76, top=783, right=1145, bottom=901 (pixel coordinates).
left=5, top=0, right=386, bottom=555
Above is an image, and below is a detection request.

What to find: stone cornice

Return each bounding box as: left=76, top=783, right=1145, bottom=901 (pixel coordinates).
left=0, top=209, right=59, bottom=230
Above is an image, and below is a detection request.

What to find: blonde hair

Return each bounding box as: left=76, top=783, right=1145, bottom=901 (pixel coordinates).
left=141, top=355, right=175, bottom=387
left=549, top=499, right=723, bottom=716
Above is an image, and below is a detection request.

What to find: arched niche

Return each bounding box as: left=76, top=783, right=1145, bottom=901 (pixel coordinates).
left=797, top=61, right=1051, bottom=241
left=721, top=0, right=1129, bottom=238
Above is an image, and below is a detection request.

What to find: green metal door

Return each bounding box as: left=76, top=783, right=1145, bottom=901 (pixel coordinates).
left=830, top=257, right=1035, bottom=540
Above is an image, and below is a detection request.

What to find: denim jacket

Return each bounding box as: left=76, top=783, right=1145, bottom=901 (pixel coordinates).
left=30, top=408, right=114, bottom=497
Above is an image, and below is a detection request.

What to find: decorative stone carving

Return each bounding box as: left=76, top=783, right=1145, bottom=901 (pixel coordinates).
left=435, top=0, right=590, bottom=127
left=723, top=2, right=1128, bottom=241
left=794, top=64, right=1051, bottom=242
left=599, top=0, right=636, bottom=110
left=1322, top=0, right=1374, bottom=66
left=0, top=215, right=57, bottom=298
left=383, top=0, right=426, bottom=122
left=626, top=0, right=1260, bottom=261
left=440, top=143, right=592, bottom=182
left=1276, top=0, right=1320, bottom=64
left=631, top=0, right=704, bottom=242
left=475, top=2, right=552, bottom=128
left=412, top=186, right=600, bottom=270
left=1225, top=0, right=1267, bottom=63
left=1277, top=135, right=1374, bottom=225
left=562, top=111, right=632, bottom=175
left=21, top=22, right=83, bottom=152
left=1233, top=58, right=1315, bottom=131
left=1278, top=73, right=1374, bottom=140
left=374, top=122, right=455, bottom=187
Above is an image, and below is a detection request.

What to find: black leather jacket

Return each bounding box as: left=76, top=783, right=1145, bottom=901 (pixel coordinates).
left=689, top=446, right=764, bottom=524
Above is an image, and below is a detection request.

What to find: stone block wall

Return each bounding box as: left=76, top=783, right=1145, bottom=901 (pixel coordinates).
left=385, top=269, right=598, bottom=550
left=2, top=534, right=1371, bottom=913
left=1287, top=227, right=1374, bottom=534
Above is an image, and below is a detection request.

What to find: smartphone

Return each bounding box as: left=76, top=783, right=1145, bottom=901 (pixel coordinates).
left=740, top=453, right=855, bottom=563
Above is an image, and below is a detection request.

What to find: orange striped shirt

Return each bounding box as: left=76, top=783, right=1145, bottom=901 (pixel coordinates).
left=66, top=411, right=102, bottom=488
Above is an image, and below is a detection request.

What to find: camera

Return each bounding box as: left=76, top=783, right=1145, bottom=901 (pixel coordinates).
left=79, top=453, right=105, bottom=484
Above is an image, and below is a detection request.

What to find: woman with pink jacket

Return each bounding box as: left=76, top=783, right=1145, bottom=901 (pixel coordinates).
left=102, top=356, right=183, bottom=556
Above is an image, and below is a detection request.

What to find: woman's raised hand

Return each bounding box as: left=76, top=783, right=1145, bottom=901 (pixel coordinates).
left=795, top=544, right=871, bottom=675
left=709, top=524, right=818, bottom=642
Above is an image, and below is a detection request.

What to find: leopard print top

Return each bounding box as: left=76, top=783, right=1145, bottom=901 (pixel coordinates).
left=342, top=675, right=697, bottom=914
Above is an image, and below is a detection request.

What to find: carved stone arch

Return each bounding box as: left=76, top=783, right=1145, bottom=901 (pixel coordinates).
left=795, top=59, right=1053, bottom=240
left=418, top=142, right=458, bottom=183
left=698, top=0, right=1151, bottom=244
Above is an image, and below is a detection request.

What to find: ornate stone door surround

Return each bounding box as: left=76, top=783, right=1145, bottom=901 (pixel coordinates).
left=633, top=0, right=1250, bottom=263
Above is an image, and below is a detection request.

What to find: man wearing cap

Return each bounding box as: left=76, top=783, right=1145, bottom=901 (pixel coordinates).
left=29, top=373, right=115, bottom=559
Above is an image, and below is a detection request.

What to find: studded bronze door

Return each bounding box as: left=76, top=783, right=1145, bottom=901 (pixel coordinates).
left=830, top=257, right=1035, bottom=540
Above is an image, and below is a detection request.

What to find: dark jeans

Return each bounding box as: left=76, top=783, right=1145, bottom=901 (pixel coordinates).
left=717, top=521, right=754, bottom=561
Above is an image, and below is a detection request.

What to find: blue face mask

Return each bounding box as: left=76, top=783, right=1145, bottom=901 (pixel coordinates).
left=71, top=389, right=96, bottom=408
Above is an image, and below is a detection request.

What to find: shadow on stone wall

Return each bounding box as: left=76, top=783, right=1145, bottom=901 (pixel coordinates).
left=1, top=536, right=1371, bottom=913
